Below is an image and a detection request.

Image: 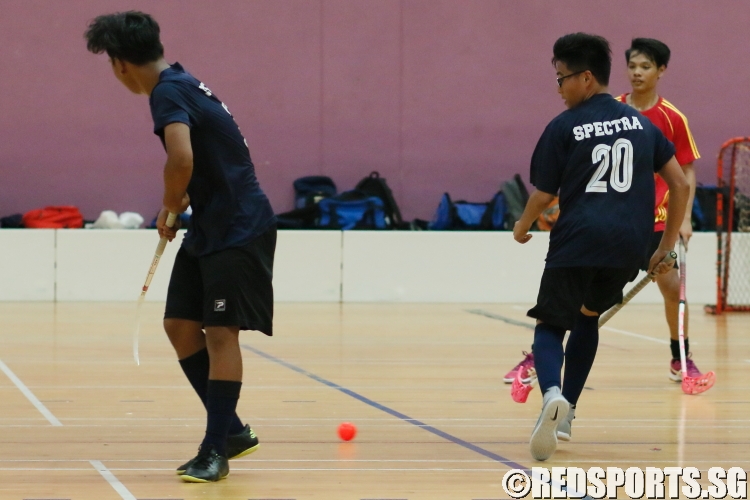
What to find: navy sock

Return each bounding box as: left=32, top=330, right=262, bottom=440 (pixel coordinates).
left=201, top=380, right=243, bottom=456
left=532, top=323, right=567, bottom=393
left=561, top=313, right=599, bottom=406
left=179, top=349, right=245, bottom=435
left=670, top=338, right=688, bottom=360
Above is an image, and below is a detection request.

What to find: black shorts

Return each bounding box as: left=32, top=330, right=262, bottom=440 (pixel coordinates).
left=165, top=225, right=277, bottom=335
left=527, top=266, right=639, bottom=330
left=641, top=231, right=678, bottom=271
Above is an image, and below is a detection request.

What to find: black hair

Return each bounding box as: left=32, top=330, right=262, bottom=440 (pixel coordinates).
left=85, top=11, right=164, bottom=65
left=625, top=38, right=671, bottom=68
left=552, top=33, right=612, bottom=86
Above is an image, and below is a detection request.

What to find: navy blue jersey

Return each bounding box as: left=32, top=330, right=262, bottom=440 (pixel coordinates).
left=150, top=63, right=275, bottom=256
left=530, top=94, right=675, bottom=269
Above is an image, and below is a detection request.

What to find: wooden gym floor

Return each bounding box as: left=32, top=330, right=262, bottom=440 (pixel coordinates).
left=0, top=302, right=748, bottom=499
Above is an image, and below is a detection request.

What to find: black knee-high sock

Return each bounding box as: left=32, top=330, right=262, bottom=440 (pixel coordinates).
left=202, top=380, right=242, bottom=456
left=670, top=338, right=689, bottom=360
left=532, top=323, right=567, bottom=393
left=179, top=349, right=245, bottom=435
left=562, top=313, right=599, bottom=406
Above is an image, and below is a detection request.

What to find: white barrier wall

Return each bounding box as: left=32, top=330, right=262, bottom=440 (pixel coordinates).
left=0, top=229, right=55, bottom=301
left=342, top=232, right=549, bottom=302
left=0, top=230, right=721, bottom=304
left=273, top=231, right=342, bottom=302
left=55, top=230, right=343, bottom=302
left=56, top=230, right=181, bottom=302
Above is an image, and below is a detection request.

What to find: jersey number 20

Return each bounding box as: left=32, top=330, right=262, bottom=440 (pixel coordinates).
left=586, top=138, right=633, bottom=193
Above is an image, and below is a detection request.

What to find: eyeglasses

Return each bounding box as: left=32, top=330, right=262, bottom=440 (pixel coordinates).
left=556, top=70, right=586, bottom=88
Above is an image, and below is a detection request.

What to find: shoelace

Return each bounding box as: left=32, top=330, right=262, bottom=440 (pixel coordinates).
left=513, top=351, right=534, bottom=370
left=191, top=447, right=218, bottom=469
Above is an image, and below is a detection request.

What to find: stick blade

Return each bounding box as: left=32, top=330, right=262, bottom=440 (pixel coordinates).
left=132, top=323, right=140, bottom=366
left=682, top=371, right=716, bottom=395
left=132, top=295, right=145, bottom=366
left=511, top=367, right=537, bottom=403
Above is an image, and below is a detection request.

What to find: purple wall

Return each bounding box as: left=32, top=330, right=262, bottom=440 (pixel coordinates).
left=1, top=0, right=748, bottom=222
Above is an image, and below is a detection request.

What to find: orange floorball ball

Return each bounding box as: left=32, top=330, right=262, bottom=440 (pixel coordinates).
left=338, top=422, right=357, bottom=441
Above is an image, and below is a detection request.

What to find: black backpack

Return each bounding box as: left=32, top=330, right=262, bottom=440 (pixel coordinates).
left=355, top=172, right=404, bottom=228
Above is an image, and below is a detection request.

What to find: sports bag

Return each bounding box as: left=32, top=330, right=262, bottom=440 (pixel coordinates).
left=317, top=190, right=387, bottom=230
left=354, top=171, right=404, bottom=228
left=428, top=192, right=506, bottom=230
left=22, top=206, right=84, bottom=229
left=293, top=176, right=337, bottom=209
left=502, top=174, right=530, bottom=229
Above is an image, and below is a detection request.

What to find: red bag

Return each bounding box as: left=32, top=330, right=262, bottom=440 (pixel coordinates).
left=22, top=206, right=84, bottom=229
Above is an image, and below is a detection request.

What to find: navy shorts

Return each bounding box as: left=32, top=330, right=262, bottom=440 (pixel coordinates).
left=164, top=225, right=276, bottom=335
left=527, top=266, right=639, bottom=330
left=641, top=231, right=678, bottom=271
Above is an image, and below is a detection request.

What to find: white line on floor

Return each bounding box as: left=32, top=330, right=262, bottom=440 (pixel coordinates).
left=601, top=326, right=669, bottom=344
left=0, top=359, right=62, bottom=426
left=90, top=460, right=136, bottom=500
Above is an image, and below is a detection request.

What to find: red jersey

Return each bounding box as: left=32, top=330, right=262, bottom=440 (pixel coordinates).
left=616, top=94, right=699, bottom=231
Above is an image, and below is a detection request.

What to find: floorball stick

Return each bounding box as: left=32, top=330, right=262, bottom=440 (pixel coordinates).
left=133, top=212, right=177, bottom=365
left=597, top=250, right=677, bottom=327
left=677, top=238, right=716, bottom=394
left=512, top=251, right=677, bottom=403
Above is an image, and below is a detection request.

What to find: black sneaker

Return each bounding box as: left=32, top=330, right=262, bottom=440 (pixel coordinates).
left=180, top=445, right=229, bottom=483
left=176, top=425, right=259, bottom=475
left=226, top=424, right=260, bottom=459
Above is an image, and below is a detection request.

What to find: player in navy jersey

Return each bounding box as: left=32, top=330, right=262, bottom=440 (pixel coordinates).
left=86, top=11, right=276, bottom=482
left=513, top=33, right=689, bottom=461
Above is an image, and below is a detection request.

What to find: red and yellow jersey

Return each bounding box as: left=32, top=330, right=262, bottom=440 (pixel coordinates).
left=616, top=94, right=699, bottom=231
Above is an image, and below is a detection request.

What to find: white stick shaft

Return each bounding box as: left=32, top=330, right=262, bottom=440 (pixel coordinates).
left=140, top=212, right=177, bottom=295
left=678, top=239, right=688, bottom=377
left=133, top=295, right=144, bottom=366
left=133, top=212, right=177, bottom=365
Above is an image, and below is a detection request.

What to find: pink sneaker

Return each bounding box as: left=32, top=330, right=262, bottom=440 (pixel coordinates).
left=669, top=354, right=703, bottom=382
left=504, top=351, right=535, bottom=384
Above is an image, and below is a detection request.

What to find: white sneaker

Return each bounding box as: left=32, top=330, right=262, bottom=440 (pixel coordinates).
left=530, top=387, right=569, bottom=461
left=556, top=404, right=575, bottom=442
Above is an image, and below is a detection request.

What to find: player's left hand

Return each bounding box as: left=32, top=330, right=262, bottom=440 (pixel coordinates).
left=513, top=221, right=533, bottom=244
left=679, top=218, right=693, bottom=249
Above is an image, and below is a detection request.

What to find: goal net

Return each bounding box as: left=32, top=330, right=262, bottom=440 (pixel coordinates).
left=708, top=137, right=750, bottom=314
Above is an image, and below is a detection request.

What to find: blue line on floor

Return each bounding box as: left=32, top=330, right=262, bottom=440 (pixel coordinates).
left=241, top=343, right=526, bottom=470
left=466, top=309, right=535, bottom=330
